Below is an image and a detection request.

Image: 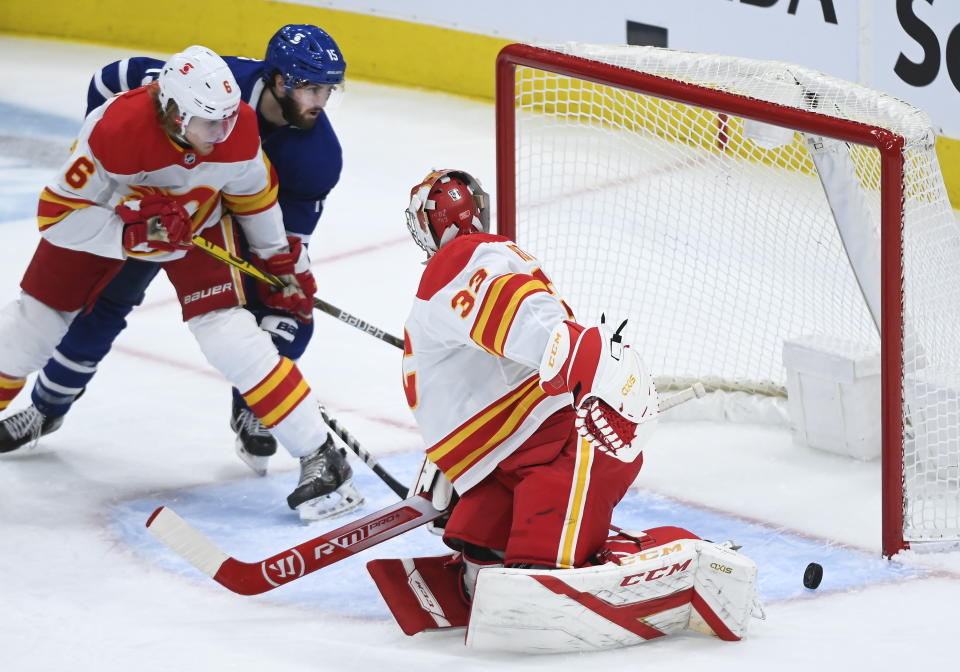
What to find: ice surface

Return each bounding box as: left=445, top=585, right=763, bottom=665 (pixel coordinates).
left=0, top=36, right=957, bottom=671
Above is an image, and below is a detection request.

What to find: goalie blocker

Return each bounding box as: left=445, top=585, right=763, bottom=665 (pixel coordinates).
left=368, top=527, right=760, bottom=653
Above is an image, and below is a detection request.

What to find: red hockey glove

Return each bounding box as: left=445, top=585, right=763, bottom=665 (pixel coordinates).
left=538, top=318, right=658, bottom=461
left=116, top=195, right=193, bottom=254
left=256, top=237, right=317, bottom=322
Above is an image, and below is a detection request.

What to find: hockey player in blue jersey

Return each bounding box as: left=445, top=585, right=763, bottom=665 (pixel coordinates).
left=0, top=25, right=344, bottom=477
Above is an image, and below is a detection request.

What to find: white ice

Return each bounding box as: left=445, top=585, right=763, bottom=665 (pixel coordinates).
left=0, top=36, right=958, bottom=671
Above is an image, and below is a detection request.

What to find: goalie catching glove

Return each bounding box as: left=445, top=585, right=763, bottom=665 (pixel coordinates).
left=255, top=236, right=317, bottom=322
left=116, top=194, right=194, bottom=254
left=539, top=318, right=658, bottom=461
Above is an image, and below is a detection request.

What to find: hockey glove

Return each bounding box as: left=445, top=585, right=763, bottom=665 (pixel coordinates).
left=408, top=455, right=458, bottom=535
left=116, top=195, right=193, bottom=254
left=538, top=318, right=659, bottom=461
left=256, top=237, right=317, bottom=322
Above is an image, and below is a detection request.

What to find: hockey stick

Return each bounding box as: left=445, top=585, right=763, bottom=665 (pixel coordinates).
left=146, top=493, right=445, bottom=596
left=146, top=385, right=709, bottom=596
left=322, top=384, right=706, bottom=502
left=191, top=235, right=404, bottom=350
left=319, top=384, right=706, bottom=501
left=324, top=384, right=705, bottom=498
left=191, top=235, right=408, bottom=496
left=319, top=405, right=408, bottom=499
left=658, top=382, right=707, bottom=412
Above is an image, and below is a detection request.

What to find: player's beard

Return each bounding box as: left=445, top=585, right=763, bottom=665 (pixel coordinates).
left=277, top=91, right=322, bottom=130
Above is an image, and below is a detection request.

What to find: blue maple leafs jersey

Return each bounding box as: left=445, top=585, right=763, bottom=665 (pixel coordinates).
left=86, top=56, right=342, bottom=241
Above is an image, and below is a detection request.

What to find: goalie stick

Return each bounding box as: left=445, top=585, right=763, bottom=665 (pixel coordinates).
left=192, top=235, right=405, bottom=350
left=659, top=382, right=707, bottom=411
left=146, top=493, right=446, bottom=596
left=145, top=384, right=707, bottom=596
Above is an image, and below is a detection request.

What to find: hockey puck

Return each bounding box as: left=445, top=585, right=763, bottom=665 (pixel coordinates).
left=803, top=562, right=823, bottom=589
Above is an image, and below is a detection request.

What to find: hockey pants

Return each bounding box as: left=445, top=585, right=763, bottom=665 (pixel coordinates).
left=442, top=407, right=645, bottom=569
left=30, top=258, right=314, bottom=419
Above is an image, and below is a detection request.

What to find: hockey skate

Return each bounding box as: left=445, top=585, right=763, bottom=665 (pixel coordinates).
left=230, top=398, right=277, bottom=476
left=287, top=435, right=364, bottom=522
left=0, top=405, right=64, bottom=453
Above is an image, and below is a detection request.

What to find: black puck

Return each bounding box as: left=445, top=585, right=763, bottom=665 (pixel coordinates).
left=803, top=562, right=823, bottom=589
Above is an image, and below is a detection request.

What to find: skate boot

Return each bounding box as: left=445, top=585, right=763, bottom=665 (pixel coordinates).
left=230, top=398, right=277, bottom=476
left=287, top=434, right=364, bottom=522
left=0, top=405, right=64, bottom=453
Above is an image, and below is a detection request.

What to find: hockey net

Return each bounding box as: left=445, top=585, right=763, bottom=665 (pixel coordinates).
left=495, top=43, right=960, bottom=556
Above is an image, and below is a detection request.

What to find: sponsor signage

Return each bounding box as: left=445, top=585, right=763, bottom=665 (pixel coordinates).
left=314, top=0, right=960, bottom=136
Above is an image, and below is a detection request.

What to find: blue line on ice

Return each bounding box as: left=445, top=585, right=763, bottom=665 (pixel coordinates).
left=0, top=100, right=81, bottom=138
left=0, top=101, right=81, bottom=224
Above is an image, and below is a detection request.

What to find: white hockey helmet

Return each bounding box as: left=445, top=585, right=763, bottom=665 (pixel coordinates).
left=158, top=45, right=242, bottom=142
left=406, top=169, right=490, bottom=256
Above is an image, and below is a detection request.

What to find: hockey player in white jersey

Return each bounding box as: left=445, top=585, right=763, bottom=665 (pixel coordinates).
left=399, top=168, right=657, bottom=569
left=367, top=169, right=759, bottom=651
left=0, top=46, right=362, bottom=521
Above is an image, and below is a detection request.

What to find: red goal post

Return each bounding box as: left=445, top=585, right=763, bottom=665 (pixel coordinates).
left=495, top=43, right=959, bottom=558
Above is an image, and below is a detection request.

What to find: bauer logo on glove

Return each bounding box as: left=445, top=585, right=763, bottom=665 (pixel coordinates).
left=538, top=317, right=659, bottom=462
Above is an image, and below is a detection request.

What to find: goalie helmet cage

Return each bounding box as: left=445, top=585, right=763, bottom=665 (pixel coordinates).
left=494, top=42, right=960, bottom=558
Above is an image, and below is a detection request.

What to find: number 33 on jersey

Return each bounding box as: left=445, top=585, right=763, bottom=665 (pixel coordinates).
left=402, top=233, right=575, bottom=493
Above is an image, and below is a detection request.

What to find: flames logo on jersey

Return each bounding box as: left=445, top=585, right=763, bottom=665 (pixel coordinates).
left=119, top=184, right=219, bottom=234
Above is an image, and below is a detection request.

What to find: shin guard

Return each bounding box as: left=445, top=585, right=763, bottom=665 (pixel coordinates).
left=241, top=358, right=326, bottom=457
left=0, top=373, right=27, bottom=412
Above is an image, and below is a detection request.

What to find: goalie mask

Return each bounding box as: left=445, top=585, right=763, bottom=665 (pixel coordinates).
left=406, top=169, right=490, bottom=256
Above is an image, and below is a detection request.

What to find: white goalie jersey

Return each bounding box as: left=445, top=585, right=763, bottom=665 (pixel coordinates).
left=403, top=233, right=576, bottom=492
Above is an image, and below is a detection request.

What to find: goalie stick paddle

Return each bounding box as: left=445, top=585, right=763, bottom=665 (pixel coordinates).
left=191, top=235, right=405, bottom=350
left=146, top=493, right=445, bottom=596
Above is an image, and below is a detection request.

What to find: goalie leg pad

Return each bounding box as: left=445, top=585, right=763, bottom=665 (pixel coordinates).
left=466, top=537, right=758, bottom=653
left=598, top=526, right=701, bottom=563
left=367, top=553, right=472, bottom=635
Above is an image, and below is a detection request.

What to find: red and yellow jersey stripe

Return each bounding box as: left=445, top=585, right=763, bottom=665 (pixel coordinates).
left=0, top=372, right=26, bottom=412
left=37, top=187, right=96, bottom=232
left=222, top=154, right=279, bottom=216
left=469, top=273, right=552, bottom=357
left=242, top=357, right=310, bottom=428
left=427, top=374, right=549, bottom=483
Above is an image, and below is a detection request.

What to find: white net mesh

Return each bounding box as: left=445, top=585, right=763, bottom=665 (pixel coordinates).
left=507, top=43, right=960, bottom=546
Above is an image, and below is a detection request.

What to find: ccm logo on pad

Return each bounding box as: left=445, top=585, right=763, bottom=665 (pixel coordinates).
left=620, top=558, right=692, bottom=586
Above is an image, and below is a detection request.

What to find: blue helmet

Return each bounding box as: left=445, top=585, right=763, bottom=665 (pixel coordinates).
left=264, top=24, right=346, bottom=88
